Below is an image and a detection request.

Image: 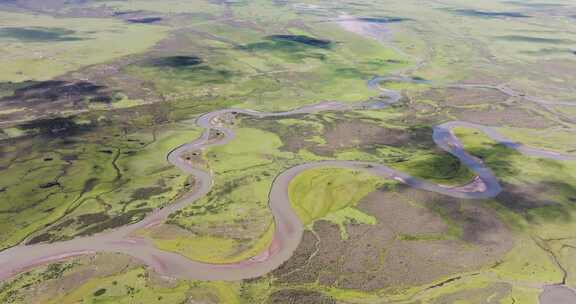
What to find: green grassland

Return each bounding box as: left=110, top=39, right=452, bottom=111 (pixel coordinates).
left=152, top=127, right=296, bottom=263
left=288, top=167, right=387, bottom=238
left=122, top=15, right=410, bottom=112
left=6, top=118, right=572, bottom=303
left=0, top=114, right=202, bottom=250
left=93, top=0, right=224, bottom=15
left=454, top=127, right=576, bottom=286
left=0, top=11, right=167, bottom=82
left=152, top=108, right=479, bottom=262
left=498, top=126, right=576, bottom=155
left=0, top=253, right=246, bottom=304
left=1, top=0, right=576, bottom=303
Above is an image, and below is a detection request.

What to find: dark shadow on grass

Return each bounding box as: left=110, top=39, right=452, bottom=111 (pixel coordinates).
left=520, top=48, right=576, bottom=56
left=267, top=35, right=333, bottom=48
left=147, top=56, right=203, bottom=68
left=496, top=181, right=576, bottom=224
left=358, top=16, right=411, bottom=23
left=505, top=1, right=566, bottom=8
left=126, top=17, right=163, bottom=24
left=464, top=143, right=520, bottom=178
left=496, top=35, right=573, bottom=44
left=19, top=117, right=93, bottom=138
left=1, top=80, right=112, bottom=105
left=139, top=56, right=234, bottom=84
left=449, top=9, right=530, bottom=18
left=0, top=27, right=84, bottom=42
left=238, top=35, right=333, bottom=61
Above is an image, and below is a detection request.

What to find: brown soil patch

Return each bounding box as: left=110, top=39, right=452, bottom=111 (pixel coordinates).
left=274, top=186, right=513, bottom=291
left=311, top=121, right=410, bottom=155
left=424, top=87, right=509, bottom=106
left=496, top=182, right=560, bottom=214
left=450, top=105, right=554, bottom=128
left=243, top=113, right=434, bottom=157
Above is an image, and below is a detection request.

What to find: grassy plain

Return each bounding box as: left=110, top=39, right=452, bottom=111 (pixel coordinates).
left=288, top=167, right=385, bottom=237
left=1, top=0, right=576, bottom=302
left=0, top=11, right=167, bottom=82
left=0, top=117, right=201, bottom=250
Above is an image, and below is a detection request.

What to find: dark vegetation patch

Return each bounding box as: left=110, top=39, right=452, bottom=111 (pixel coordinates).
left=1, top=100, right=190, bottom=249
left=39, top=181, right=60, bottom=189
left=0, top=81, right=40, bottom=98
left=131, top=186, right=171, bottom=200
left=26, top=232, right=52, bottom=245
left=0, top=80, right=114, bottom=105
left=506, top=1, right=566, bottom=8
left=77, top=208, right=152, bottom=236
left=520, top=47, right=576, bottom=56
left=28, top=208, right=154, bottom=245
left=241, top=113, right=435, bottom=157
left=274, top=187, right=512, bottom=291
left=41, top=262, right=74, bottom=281
left=399, top=151, right=472, bottom=183
left=267, top=289, right=335, bottom=304
left=333, top=67, right=368, bottom=78
left=450, top=9, right=530, bottom=18
left=93, top=288, right=107, bottom=296
left=113, top=10, right=144, bottom=16
left=148, top=56, right=203, bottom=68
left=126, top=17, right=163, bottom=24
left=358, top=16, right=410, bottom=23
left=496, top=183, right=558, bottom=213
left=82, top=178, right=99, bottom=193
left=19, top=117, right=92, bottom=138
left=267, top=35, right=332, bottom=49
left=137, top=56, right=234, bottom=84
left=426, top=194, right=512, bottom=245
left=77, top=213, right=111, bottom=227
left=0, top=27, right=84, bottom=42
left=496, top=35, right=573, bottom=44
left=460, top=142, right=519, bottom=178
left=239, top=35, right=333, bottom=61
left=315, top=120, right=414, bottom=155
left=496, top=181, right=576, bottom=223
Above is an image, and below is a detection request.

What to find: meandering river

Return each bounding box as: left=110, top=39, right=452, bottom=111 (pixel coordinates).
left=0, top=17, right=575, bottom=302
